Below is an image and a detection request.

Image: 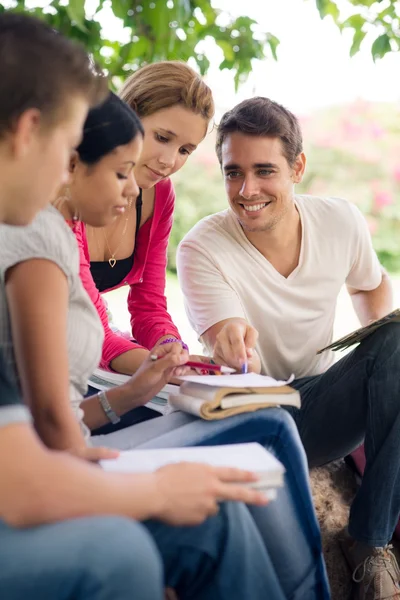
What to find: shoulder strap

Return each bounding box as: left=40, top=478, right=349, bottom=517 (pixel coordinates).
left=135, top=189, right=143, bottom=241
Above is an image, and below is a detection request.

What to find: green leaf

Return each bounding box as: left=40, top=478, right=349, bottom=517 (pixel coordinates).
left=267, top=33, right=280, bottom=60
left=371, top=33, right=391, bottom=60
left=342, top=14, right=365, bottom=30
left=350, top=28, right=367, bottom=56
left=66, top=0, right=86, bottom=31
left=316, top=0, right=340, bottom=21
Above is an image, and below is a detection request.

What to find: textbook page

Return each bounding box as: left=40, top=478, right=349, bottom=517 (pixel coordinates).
left=177, top=372, right=295, bottom=388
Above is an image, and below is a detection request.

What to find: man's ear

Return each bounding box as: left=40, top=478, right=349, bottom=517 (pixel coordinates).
left=9, top=108, right=41, bottom=159
left=292, top=152, right=306, bottom=184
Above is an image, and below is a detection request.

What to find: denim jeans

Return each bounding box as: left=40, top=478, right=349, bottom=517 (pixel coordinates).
left=0, top=516, right=163, bottom=600
left=93, top=407, right=330, bottom=599
left=287, top=321, right=400, bottom=547
left=0, top=505, right=289, bottom=600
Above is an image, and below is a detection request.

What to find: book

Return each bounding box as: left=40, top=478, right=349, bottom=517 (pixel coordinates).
left=88, top=368, right=179, bottom=416
left=169, top=373, right=300, bottom=420
left=100, top=442, right=285, bottom=496
left=317, top=308, right=400, bottom=354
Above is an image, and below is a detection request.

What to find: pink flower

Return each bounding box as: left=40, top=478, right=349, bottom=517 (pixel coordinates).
left=374, top=190, right=393, bottom=210
left=371, top=124, right=384, bottom=139
left=393, top=165, right=400, bottom=183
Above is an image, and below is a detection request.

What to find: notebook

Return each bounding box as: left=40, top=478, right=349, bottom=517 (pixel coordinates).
left=317, top=308, right=400, bottom=354
left=100, top=442, right=285, bottom=495
left=88, top=368, right=178, bottom=416
left=169, top=373, right=300, bottom=420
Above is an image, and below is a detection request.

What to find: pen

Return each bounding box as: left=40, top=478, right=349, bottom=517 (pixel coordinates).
left=150, top=356, right=235, bottom=374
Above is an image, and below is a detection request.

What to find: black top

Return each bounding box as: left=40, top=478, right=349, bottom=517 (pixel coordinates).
left=90, top=191, right=142, bottom=292
left=0, top=351, right=21, bottom=409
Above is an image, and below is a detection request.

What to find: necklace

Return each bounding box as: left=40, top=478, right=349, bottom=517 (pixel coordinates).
left=102, top=197, right=134, bottom=267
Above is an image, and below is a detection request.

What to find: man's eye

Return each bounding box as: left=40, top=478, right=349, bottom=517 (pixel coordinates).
left=117, top=173, right=128, bottom=180
left=226, top=171, right=240, bottom=179
left=258, top=169, right=273, bottom=176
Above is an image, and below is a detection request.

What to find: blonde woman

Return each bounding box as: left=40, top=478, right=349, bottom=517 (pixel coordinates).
left=80, top=62, right=213, bottom=378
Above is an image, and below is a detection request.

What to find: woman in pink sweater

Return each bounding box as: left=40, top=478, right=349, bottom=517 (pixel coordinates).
left=76, top=62, right=214, bottom=399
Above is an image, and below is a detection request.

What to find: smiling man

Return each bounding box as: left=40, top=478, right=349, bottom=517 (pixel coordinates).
left=177, top=96, right=400, bottom=600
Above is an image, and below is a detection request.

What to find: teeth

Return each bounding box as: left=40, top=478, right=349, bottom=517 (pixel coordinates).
left=242, top=203, right=267, bottom=212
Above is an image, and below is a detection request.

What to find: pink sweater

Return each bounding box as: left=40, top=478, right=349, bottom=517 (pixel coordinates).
left=74, top=178, right=182, bottom=369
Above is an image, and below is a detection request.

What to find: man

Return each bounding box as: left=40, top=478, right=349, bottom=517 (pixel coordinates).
left=0, top=15, right=282, bottom=600
left=177, top=96, right=400, bottom=600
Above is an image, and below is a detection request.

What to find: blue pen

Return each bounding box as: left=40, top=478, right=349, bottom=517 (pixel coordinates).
left=241, top=362, right=248, bottom=374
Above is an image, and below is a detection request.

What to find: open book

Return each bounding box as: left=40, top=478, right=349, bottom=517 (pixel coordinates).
left=317, top=308, right=400, bottom=354
left=88, top=368, right=178, bottom=416
left=170, top=373, right=300, bottom=420
left=100, top=442, right=285, bottom=497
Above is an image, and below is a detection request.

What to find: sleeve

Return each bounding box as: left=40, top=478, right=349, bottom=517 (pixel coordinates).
left=127, top=181, right=182, bottom=349
left=176, top=239, right=246, bottom=338
left=345, top=203, right=383, bottom=291
left=73, top=223, right=144, bottom=370
left=0, top=351, right=31, bottom=428
left=0, top=210, right=74, bottom=284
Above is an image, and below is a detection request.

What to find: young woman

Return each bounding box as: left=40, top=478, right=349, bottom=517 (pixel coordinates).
left=79, top=61, right=213, bottom=376
left=0, top=83, right=292, bottom=600
left=0, top=90, right=330, bottom=599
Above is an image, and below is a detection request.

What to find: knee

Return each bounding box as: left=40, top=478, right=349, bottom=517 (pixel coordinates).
left=259, top=407, right=301, bottom=445
left=367, top=321, right=400, bottom=357
left=77, top=516, right=163, bottom=592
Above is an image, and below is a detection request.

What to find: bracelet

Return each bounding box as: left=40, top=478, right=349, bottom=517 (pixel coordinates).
left=159, top=337, right=189, bottom=352
left=97, top=390, right=120, bottom=425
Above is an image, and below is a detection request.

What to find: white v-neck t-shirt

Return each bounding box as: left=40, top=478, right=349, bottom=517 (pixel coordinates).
left=177, top=195, right=382, bottom=380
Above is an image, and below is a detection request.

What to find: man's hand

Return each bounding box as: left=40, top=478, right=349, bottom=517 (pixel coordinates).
left=124, top=342, right=188, bottom=403
left=68, top=446, right=119, bottom=463
left=152, top=462, right=269, bottom=526
left=213, top=320, right=259, bottom=372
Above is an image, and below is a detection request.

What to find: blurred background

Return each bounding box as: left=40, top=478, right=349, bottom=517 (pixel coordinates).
left=2, top=0, right=399, bottom=351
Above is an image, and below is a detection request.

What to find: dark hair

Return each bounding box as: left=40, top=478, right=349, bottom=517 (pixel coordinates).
left=0, top=12, right=107, bottom=138
left=216, top=97, right=303, bottom=167
left=76, top=92, right=144, bottom=165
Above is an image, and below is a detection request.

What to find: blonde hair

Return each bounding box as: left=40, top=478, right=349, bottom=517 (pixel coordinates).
left=119, top=61, right=214, bottom=125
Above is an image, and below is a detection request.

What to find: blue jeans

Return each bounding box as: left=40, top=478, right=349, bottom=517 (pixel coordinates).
left=0, top=516, right=163, bottom=600
left=94, top=408, right=330, bottom=599
left=287, top=321, right=400, bottom=547
left=0, top=506, right=288, bottom=600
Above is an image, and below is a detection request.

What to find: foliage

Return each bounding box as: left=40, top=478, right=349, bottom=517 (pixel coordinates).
left=2, top=0, right=398, bottom=90
left=0, top=0, right=277, bottom=89
left=316, top=0, right=399, bottom=60
left=168, top=100, right=400, bottom=274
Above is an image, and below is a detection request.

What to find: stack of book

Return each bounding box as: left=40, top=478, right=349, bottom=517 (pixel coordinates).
left=89, top=369, right=300, bottom=420
left=169, top=372, right=300, bottom=420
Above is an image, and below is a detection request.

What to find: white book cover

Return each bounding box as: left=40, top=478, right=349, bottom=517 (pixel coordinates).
left=100, top=442, right=284, bottom=492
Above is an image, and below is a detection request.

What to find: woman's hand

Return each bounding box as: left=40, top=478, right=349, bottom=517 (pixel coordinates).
left=124, top=342, right=188, bottom=403
left=152, top=462, right=269, bottom=526
left=213, top=320, right=260, bottom=372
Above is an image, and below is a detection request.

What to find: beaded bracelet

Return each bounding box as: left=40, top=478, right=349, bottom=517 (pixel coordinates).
left=158, top=337, right=189, bottom=352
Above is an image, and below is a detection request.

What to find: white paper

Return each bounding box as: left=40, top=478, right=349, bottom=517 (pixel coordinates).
left=100, top=442, right=284, bottom=490
left=177, top=372, right=295, bottom=388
